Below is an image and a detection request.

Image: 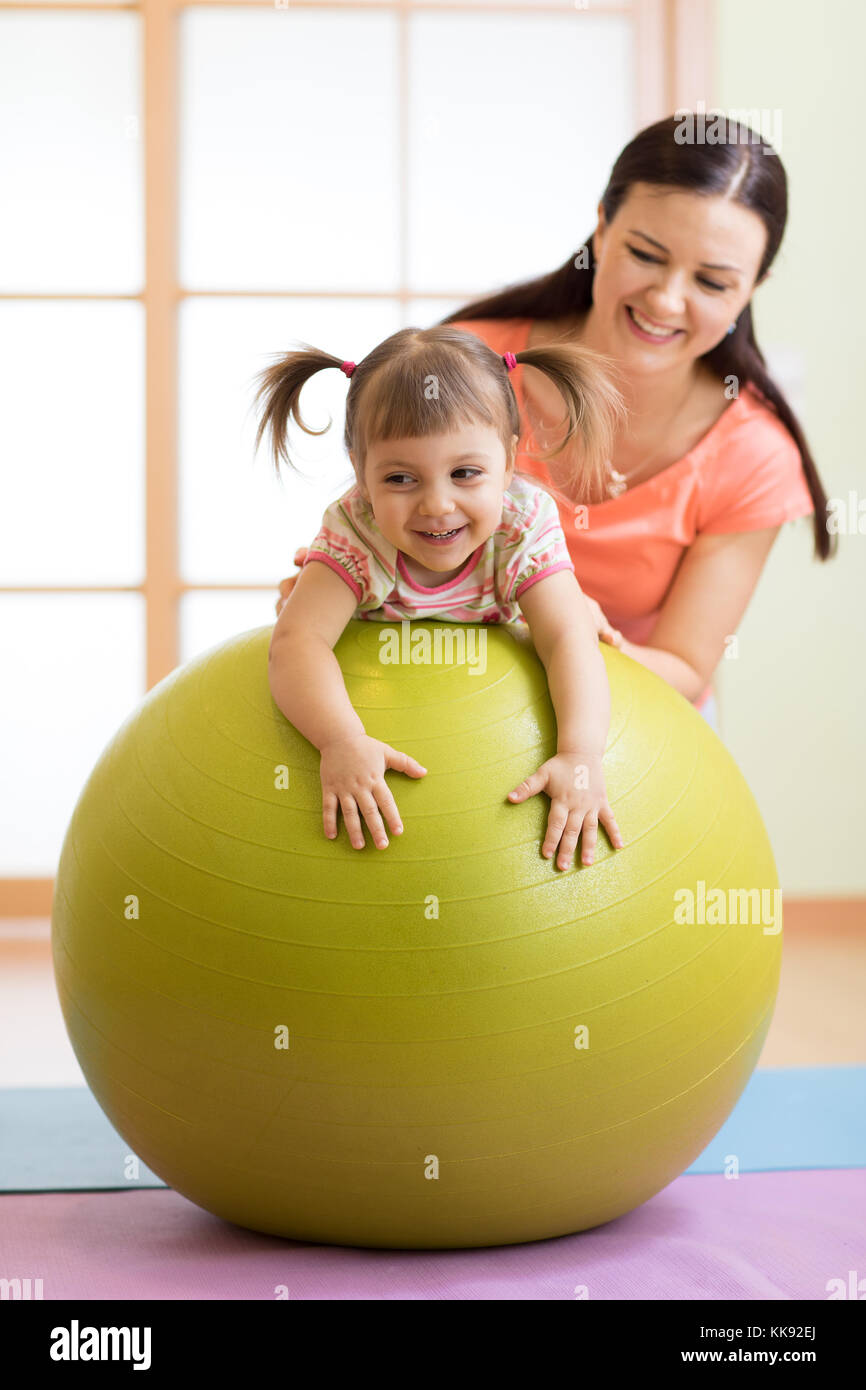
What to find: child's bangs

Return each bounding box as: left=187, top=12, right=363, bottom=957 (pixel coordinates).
left=357, top=351, right=504, bottom=457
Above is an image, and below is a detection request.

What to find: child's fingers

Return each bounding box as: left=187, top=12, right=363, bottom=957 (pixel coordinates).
left=540, top=800, right=569, bottom=860
left=579, top=812, right=599, bottom=866
left=508, top=768, right=547, bottom=803
left=553, top=813, right=583, bottom=871
left=322, top=792, right=339, bottom=841
left=354, top=792, right=389, bottom=850
left=374, top=782, right=404, bottom=838
left=339, top=795, right=366, bottom=850
left=600, top=804, right=624, bottom=849
left=383, top=745, right=428, bottom=779
left=601, top=626, right=622, bottom=647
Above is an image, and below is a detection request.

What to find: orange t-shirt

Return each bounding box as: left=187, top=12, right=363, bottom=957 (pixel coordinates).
left=450, top=316, right=816, bottom=710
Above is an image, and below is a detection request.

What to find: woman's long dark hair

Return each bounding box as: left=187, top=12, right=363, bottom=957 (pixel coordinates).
left=441, top=115, right=834, bottom=561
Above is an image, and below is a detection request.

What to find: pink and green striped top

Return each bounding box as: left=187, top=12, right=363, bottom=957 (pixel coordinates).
left=303, top=473, right=574, bottom=623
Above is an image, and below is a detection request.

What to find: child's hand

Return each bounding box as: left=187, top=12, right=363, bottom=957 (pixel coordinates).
left=507, top=751, right=623, bottom=869
left=320, top=733, right=427, bottom=849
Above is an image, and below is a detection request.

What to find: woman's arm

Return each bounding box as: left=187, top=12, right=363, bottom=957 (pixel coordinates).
left=619, top=526, right=783, bottom=699
left=509, top=570, right=623, bottom=869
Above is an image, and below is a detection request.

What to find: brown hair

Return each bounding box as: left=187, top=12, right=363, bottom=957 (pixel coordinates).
left=252, top=324, right=624, bottom=505
left=441, top=114, right=834, bottom=561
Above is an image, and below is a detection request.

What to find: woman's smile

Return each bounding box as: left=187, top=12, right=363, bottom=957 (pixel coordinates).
left=624, top=304, right=685, bottom=342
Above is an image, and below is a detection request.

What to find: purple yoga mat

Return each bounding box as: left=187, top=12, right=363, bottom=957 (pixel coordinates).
left=1, top=1168, right=863, bottom=1300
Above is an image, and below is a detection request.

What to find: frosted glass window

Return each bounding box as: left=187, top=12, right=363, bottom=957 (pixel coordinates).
left=180, top=10, right=399, bottom=290
left=406, top=299, right=467, bottom=329
left=179, top=296, right=401, bottom=585
left=408, top=12, right=634, bottom=292
left=180, top=590, right=279, bottom=667
left=0, top=302, right=144, bottom=585
left=0, top=14, right=142, bottom=293
left=0, top=595, right=145, bottom=875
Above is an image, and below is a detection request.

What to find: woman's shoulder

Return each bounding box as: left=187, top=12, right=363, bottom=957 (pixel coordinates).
left=707, top=380, right=800, bottom=461
left=694, top=381, right=813, bottom=532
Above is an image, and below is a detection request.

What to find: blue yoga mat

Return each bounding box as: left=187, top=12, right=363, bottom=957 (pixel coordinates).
left=0, top=1067, right=863, bottom=1193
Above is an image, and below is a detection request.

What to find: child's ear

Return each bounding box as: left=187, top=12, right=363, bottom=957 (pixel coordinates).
left=504, top=434, right=518, bottom=484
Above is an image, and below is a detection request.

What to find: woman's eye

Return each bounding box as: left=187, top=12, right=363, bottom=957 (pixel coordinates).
left=628, top=244, right=727, bottom=293
left=628, top=245, right=661, bottom=264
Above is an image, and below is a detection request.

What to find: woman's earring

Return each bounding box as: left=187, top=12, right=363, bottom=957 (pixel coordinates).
left=727, top=321, right=737, bottom=335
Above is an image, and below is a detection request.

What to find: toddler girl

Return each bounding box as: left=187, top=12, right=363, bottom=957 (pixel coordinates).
left=254, top=325, right=625, bottom=870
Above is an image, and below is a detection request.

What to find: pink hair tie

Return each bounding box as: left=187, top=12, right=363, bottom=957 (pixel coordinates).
left=502, top=352, right=518, bottom=372
left=340, top=360, right=356, bottom=378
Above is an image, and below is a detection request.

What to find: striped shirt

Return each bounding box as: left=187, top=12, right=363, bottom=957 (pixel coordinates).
left=303, top=473, right=574, bottom=623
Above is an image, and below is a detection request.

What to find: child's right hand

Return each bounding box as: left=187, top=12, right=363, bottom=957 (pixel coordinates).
left=320, top=733, right=427, bottom=849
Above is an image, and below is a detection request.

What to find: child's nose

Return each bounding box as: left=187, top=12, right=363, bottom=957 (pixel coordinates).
left=419, top=489, right=455, bottom=517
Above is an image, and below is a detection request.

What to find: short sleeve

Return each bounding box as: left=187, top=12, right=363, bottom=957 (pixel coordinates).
left=697, top=425, right=815, bottom=536
left=499, top=483, right=574, bottom=603
left=303, top=492, right=391, bottom=609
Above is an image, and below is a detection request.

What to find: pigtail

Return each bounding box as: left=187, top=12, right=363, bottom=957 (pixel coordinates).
left=512, top=343, right=626, bottom=505
left=251, top=344, right=348, bottom=478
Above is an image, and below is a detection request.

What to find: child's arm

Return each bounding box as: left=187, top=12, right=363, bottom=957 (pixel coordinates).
left=509, top=569, right=624, bottom=870
left=269, top=561, right=427, bottom=848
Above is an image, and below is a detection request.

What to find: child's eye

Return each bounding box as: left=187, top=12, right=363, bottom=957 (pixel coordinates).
left=627, top=244, right=727, bottom=293
left=452, top=467, right=482, bottom=480
left=384, top=473, right=413, bottom=486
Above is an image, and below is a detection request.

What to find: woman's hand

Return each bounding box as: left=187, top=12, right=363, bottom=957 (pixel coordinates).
left=275, top=547, right=310, bottom=617
left=507, top=751, right=623, bottom=869
left=583, top=594, right=623, bottom=648
left=320, top=733, right=427, bottom=849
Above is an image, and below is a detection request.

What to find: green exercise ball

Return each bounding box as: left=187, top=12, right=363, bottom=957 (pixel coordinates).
left=52, top=620, right=782, bottom=1249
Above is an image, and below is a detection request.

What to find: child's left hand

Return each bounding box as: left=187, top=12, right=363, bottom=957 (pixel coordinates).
left=507, top=752, right=623, bottom=869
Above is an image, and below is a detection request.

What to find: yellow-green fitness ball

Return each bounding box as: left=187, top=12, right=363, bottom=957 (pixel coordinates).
left=52, top=621, right=782, bottom=1249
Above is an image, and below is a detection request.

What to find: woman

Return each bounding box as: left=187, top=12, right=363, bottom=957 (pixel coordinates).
left=276, top=115, right=834, bottom=732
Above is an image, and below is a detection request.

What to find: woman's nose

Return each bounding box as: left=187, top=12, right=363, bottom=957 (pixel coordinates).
left=646, top=273, right=687, bottom=316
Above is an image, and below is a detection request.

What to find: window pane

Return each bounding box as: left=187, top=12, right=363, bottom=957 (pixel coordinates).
left=180, top=9, right=399, bottom=290
left=0, top=14, right=142, bottom=293
left=0, top=595, right=145, bottom=875
left=408, top=11, right=634, bottom=292
left=0, top=302, right=144, bottom=585
left=180, top=590, right=275, bottom=667
left=407, top=298, right=470, bottom=329
left=179, top=296, right=401, bottom=585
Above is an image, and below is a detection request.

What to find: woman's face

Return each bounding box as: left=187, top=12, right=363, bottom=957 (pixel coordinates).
left=590, top=182, right=769, bottom=374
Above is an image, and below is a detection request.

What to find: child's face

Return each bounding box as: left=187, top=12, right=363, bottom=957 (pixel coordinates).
left=354, top=424, right=518, bottom=579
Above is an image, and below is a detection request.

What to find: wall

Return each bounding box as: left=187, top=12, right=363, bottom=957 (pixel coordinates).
left=712, top=0, right=865, bottom=894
